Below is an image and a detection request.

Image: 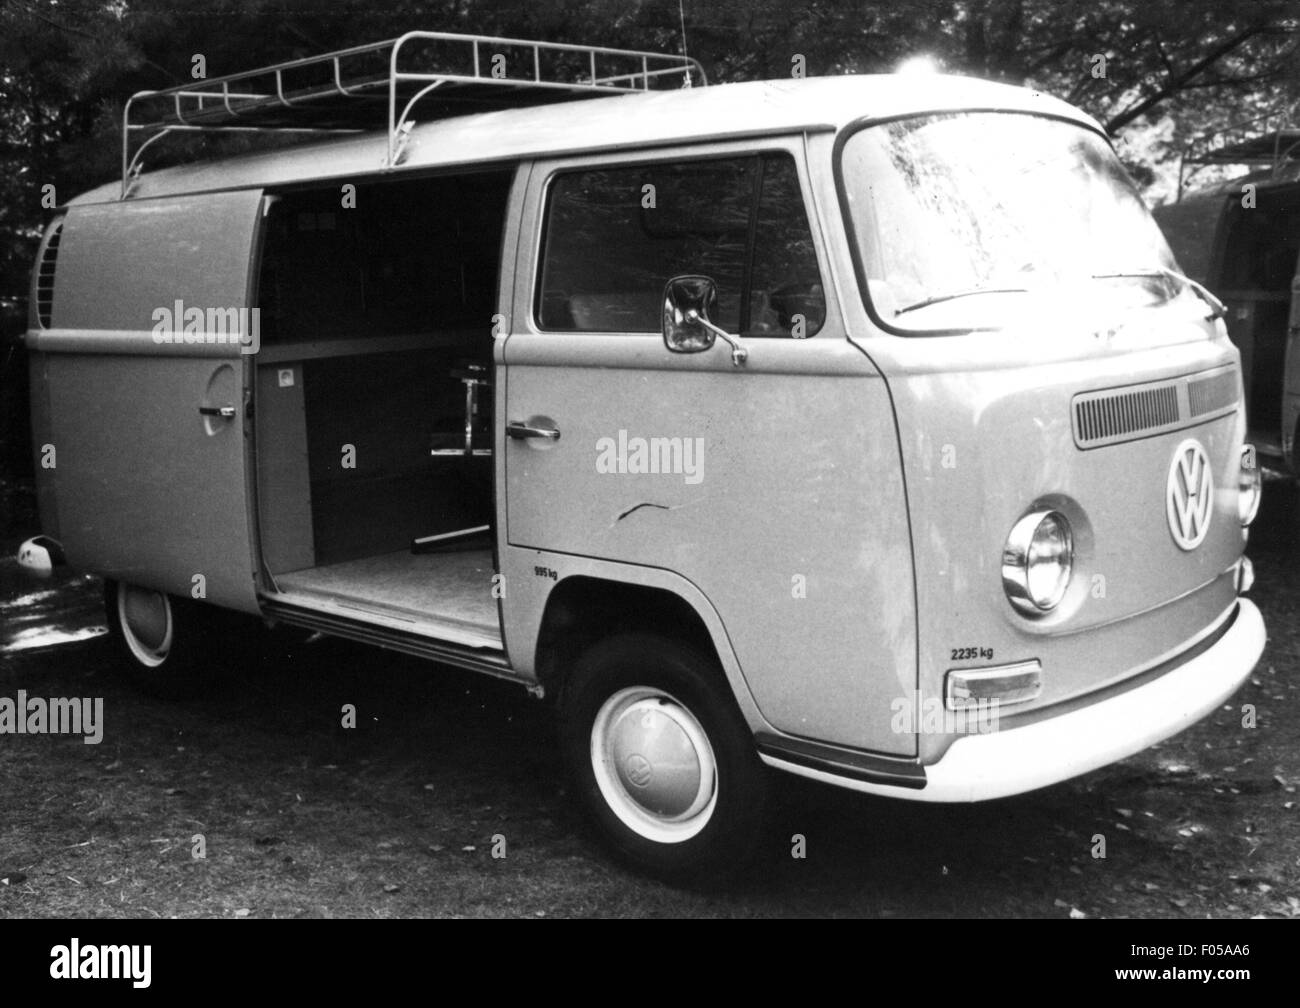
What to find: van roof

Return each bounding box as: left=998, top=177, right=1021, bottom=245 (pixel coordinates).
left=72, top=73, right=1099, bottom=206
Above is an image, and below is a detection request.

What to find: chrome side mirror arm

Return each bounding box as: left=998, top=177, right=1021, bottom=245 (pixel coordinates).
left=663, top=274, right=748, bottom=366
left=687, top=310, right=748, bottom=366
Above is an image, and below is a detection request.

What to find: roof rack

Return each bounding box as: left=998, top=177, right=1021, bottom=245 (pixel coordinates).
left=121, top=30, right=707, bottom=198
left=1176, top=105, right=1299, bottom=199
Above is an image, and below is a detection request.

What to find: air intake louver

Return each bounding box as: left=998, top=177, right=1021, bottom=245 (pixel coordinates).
left=1075, top=384, right=1179, bottom=443
left=1072, top=367, right=1238, bottom=449
left=1187, top=370, right=1238, bottom=418
left=35, top=220, right=63, bottom=328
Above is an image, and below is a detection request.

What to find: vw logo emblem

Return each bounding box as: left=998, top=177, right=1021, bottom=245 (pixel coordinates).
left=1166, top=439, right=1213, bottom=550
left=625, top=754, right=653, bottom=788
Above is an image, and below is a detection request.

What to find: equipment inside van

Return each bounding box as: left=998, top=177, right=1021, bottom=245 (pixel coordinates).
left=256, top=172, right=507, bottom=647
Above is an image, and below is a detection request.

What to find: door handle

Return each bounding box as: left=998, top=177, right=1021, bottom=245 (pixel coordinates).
left=507, top=420, right=560, bottom=441
left=199, top=405, right=237, bottom=419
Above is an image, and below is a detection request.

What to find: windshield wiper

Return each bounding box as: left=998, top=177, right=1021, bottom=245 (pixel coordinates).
left=894, top=286, right=1029, bottom=316
left=1091, top=268, right=1226, bottom=321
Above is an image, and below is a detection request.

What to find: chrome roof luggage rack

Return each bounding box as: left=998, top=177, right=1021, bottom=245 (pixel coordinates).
left=121, top=30, right=707, bottom=197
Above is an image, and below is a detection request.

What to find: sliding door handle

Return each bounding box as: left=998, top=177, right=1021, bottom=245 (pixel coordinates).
left=507, top=420, right=560, bottom=441
left=199, top=405, right=237, bottom=419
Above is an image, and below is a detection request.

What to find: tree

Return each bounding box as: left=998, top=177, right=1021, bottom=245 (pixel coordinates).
left=1, top=0, right=1297, bottom=297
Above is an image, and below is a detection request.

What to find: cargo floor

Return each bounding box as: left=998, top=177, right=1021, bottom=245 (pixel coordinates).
left=272, top=548, right=500, bottom=648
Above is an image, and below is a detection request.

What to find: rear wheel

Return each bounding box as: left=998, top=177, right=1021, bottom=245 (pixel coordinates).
left=103, top=580, right=244, bottom=697
left=559, top=633, right=766, bottom=885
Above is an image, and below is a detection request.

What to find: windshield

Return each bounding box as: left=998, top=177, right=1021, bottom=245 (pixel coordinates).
left=840, top=112, right=1186, bottom=333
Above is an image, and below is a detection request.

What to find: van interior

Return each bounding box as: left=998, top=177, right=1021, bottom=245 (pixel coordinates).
left=1215, top=182, right=1300, bottom=448
left=253, top=171, right=510, bottom=649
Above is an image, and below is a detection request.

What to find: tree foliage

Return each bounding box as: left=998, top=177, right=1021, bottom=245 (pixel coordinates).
left=1, top=0, right=1296, bottom=297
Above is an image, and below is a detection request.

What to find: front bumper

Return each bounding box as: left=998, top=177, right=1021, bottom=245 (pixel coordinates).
left=761, top=598, right=1265, bottom=802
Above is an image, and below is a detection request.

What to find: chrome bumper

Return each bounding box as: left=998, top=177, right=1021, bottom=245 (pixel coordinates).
left=761, top=598, right=1265, bottom=803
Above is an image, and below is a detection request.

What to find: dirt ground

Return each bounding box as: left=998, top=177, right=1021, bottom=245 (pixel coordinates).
left=1, top=476, right=1297, bottom=918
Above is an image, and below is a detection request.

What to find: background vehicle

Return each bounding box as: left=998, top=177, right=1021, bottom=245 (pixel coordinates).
left=1154, top=113, right=1300, bottom=473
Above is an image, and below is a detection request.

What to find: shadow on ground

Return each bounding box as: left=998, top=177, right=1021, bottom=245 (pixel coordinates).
left=0, top=479, right=1296, bottom=917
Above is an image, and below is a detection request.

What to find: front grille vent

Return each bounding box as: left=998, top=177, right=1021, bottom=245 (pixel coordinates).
left=1075, top=384, right=1179, bottom=443
left=1072, top=367, right=1238, bottom=449
left=1188, top=370, right=1239, bottom=417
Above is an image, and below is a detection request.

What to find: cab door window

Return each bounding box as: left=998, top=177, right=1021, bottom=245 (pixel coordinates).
left=537, top=151, right=825, bottom=337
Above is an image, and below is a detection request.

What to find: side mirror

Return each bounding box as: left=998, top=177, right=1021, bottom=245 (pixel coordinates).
left=662, top=275, right=718, bottom=353
left=662, top=275, right=748, bottom=365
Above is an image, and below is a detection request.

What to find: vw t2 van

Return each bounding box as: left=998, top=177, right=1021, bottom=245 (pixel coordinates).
left=18, top=31, right=1265, bottom=882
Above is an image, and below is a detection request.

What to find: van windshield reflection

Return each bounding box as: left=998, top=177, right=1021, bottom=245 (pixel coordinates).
left=840, top=112, right=1181, bottom=332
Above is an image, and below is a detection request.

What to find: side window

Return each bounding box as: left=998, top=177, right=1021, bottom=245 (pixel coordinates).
left=537, top=152, right=825, bottom=337
left=750, top=154, right=827, bottom=337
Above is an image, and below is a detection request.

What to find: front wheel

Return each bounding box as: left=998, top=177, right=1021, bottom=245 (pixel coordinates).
left=559, top=633, right=767, bottom=885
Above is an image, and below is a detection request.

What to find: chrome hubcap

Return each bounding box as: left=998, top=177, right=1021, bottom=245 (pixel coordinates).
left=117, top=585, right=173, bottom=668
left=591, top=687, right=717, bottom=843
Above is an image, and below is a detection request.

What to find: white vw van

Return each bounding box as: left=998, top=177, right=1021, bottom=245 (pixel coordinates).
left=19, top=32, right=1265, bottom=881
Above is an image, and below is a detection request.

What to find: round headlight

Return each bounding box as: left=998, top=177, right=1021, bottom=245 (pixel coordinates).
left=1002, top=509, right=1073, bottom=615
left=1238, top=447, right=1261, bottom=527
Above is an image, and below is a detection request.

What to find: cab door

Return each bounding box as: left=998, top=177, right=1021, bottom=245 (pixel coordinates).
left=27, top=190, right=266, bottom=612
left=498, top=141, right=917, bottom=755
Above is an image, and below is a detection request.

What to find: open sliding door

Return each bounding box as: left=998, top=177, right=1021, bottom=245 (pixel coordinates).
left=28, top=189, right=266, bottom=613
